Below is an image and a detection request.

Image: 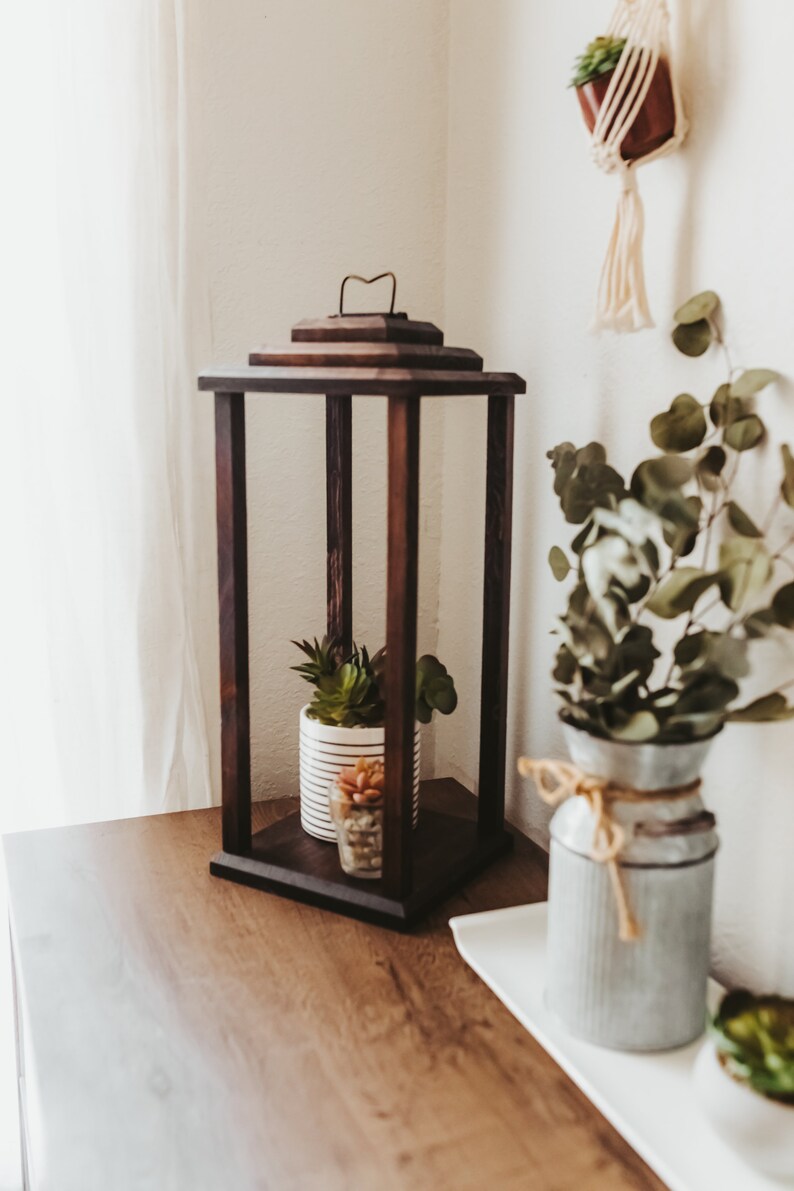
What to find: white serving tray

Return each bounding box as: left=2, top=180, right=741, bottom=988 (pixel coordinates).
left=450, top=902, right=782, bottom=1191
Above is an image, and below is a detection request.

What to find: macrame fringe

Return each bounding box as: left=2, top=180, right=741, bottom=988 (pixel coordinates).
left=591, top=168, right=653, bottom=334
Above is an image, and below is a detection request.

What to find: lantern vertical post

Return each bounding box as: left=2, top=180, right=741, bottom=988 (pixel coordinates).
left=325, top=394, right=353, bottom=660
left=214, top=392, right=252, bottom=855
left=477, top=393, right=515, bottom=839
left=383, top=392, right=420, bottom=900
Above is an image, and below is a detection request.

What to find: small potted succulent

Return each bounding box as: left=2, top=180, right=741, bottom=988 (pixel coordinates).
left=328, top=756, right=385, bottom=879
left=570, top=34, right=676, bottom=161
left=292, top=637, right=457, bottom=841
left=523, top=290, right=794, bottom=1050
left=694, top=990, right=794, bottom=1177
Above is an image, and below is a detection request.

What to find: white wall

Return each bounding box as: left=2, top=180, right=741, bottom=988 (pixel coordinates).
left=438, top=0, right=794, bottom=991
left=191, top=0, right=451, bottom=799
left=189, top=0, right=793, bottom=990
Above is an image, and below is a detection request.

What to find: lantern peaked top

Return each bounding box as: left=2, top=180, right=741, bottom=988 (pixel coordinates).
left=199, top=280, right=525, bottom=398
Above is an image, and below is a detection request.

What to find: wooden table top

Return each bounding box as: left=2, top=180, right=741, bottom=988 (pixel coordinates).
left=5, top=789, right=663, bottom=1191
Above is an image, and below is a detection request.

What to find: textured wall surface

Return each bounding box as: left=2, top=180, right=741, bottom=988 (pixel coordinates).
left=192, top=0, right=451, bottom=800
left=192, top=0, right=792, bottom=990
left=438, top=0, right=794, bottom=991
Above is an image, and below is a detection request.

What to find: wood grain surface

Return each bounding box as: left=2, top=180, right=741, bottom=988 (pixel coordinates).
left=249, top=343, right=483, bottom=370
left=5, top=792, right=664, bottom=1191
left=198, top=367, right=525, bottom=397
left=214, top=392, right=251, bottom=854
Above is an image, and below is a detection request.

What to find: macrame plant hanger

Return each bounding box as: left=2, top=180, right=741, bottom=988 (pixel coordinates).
left=587, top=0, right=687, bottom=333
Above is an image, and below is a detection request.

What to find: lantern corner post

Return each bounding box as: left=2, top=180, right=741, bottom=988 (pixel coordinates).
left=325, top=393, right=353, bottom=661
left=383, top=391, right=421, bottom=901
left=214, top=390, right=252, bottom=855
left=477, top=392, right=515, bottom=839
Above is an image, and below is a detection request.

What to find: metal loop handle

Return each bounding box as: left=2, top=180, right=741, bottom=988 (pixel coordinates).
left=338, top=272, right=397, bottom=316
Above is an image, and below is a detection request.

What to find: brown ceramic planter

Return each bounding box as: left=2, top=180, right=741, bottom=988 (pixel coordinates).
left=576, top=57, right=675, bottom=161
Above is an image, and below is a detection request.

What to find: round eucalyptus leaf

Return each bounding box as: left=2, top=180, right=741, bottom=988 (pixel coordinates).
left=696, top=445, right=727, bottom=491
left=724, top=414, right=765, bottom=452
left=673, top=291, right=719, bottom=325
left=729, top=369, right=779, bottom=398
left=781, top=444, right=794, bottom=508
left=672, top=318, right=712, bottom=357
left=548, top=546, right=571, bottom=581
left=743, top=608, right=776, bottom=638
left=633, top=456, right=694, bottom=493
left=646, top=567, right=719, bottom=619
left=727, top=501, right=762, bottom=538
left=718, top=538, right=773, bottom=611
left=772, top=582, right=794, bottom=629
left=674, top=673, right=739, bottom=715
left=728, top=693, right=794, bottom=722
left=650, top=394, right=708, bottom=453
left=610, top=711, right=659, bottom=742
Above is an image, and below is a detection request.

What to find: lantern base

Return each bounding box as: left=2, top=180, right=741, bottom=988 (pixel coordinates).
left=210, top=778, right=512, bottom=930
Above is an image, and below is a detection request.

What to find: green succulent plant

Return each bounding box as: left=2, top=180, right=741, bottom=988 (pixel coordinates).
left=547, top=291, right=794, bottom=744
left=710, top=990, right=794, bottom=1103
left=292, top=637, right=457, bottom=729
left=570, top=35, right=627, bottom=89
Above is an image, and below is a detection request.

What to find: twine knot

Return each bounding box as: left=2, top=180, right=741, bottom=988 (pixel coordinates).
left=517, top=757, right=701, bottom=943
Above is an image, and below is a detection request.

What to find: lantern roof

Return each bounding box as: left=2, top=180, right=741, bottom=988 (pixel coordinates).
left=199, top=274, right=524, bottom=397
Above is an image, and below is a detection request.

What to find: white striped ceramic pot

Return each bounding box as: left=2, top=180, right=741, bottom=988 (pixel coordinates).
left=299, top=706, right=420, bottom=842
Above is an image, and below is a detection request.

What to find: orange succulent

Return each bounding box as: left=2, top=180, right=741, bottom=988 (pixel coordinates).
left=334, top=756, right=385, bottom=806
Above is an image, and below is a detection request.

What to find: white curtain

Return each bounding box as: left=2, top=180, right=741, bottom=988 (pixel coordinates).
left=0, top=0, right=216, bottom=836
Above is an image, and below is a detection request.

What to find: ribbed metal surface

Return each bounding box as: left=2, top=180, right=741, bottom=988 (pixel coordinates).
left=547, top=841, right=715, bottom=1050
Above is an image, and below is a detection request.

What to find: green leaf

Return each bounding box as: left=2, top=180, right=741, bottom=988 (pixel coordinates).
left=673, top=319, right=712, bottom=357
left=726, top=501, right=762, bottom=538
left=772, top=582, right=794, bottom=629
left=696, top=445, right=727, bottom=491
left=781, top=445, right=794, bottom=507
left=576, top=442, right=607, bottom=466
left=743, top=608, right=776, bottom=638
left=728, top=693, right=794, bottom=722
left=674, top=673, right=740, bottom=715
left=547, top=442, right=577, bottom=496
left=674, top=291, right=719, bottom=325
left=724, top=414, right=765, bottom=452
left=633, top=456, right=695, bottom=493
left=646, top=568, right=720, bottom=618
left=663, top=495, right=702, bottom=557
left=650, top=394, right=708, bottom=453
left=718, top=539, right=773, bottom=611
left=553, top=644, right=577, bottom=685
left=729, top=369, right=779, bottom=398
left=548, top=546, right=571, bottom=581
left=674, top=631, right=749, bottom=680
left=610, top=711, right=659, bottom=742
left=710, top=386, right=753, bottom=430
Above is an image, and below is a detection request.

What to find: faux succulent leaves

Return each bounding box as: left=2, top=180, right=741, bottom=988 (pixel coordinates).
left=293, top=639, right=458, bottom=729
left=710, top=991, right=794, bottom=1102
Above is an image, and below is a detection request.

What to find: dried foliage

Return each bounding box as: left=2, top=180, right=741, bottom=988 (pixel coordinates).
left=548, top=292, right=794, bottom=743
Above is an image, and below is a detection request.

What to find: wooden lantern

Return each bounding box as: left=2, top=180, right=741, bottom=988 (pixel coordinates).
left=200, top=274, right=526, bottom=929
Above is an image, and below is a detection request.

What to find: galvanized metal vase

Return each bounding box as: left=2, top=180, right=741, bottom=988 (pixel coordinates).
left=545, top=722, right=719, bottom=1051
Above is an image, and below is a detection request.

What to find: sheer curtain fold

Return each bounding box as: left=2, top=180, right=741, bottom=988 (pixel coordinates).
left=1, top=0, right=216, bottom=833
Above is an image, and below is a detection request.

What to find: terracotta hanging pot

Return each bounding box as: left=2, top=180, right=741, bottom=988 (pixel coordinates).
left=576, top=57, right=676, bottom=162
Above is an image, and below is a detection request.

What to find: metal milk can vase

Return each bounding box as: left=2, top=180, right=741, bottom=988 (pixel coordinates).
left=545, top=723, right=719, bottom=1051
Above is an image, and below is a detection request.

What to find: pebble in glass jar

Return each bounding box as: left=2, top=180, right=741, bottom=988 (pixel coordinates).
left=328, top=756, right=385, bottom=879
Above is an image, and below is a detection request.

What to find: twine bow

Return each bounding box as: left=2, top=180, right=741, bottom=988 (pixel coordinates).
left=517, top=757, right=701, bottom=943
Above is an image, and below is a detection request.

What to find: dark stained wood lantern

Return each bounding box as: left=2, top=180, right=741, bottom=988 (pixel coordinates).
left=200, top=273, right=526, bottom=929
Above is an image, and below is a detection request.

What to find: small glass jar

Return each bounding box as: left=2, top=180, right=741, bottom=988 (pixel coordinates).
left=328, top=787, right=384, bottom=879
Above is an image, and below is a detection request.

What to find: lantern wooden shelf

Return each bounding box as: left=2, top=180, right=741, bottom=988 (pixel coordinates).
left=200, top=302, right=525, bottom=930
